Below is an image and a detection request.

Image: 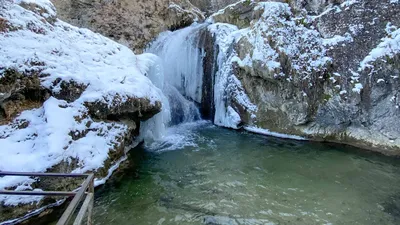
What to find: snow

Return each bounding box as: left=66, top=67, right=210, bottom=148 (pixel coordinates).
left=210, top=0, right=252, bottom=20
left=352, top=83, right=363, bottom=93
left=0, top=97, right=129, bottom=191
left=1, top=188, right=44, bottom=207
left=323, top=33, right=353, bottom=47
left=0, top=1, right=162, bottom=106
left=208, top=1, right=330, bottom=129
left=0, top=0, right=165, bottom=205
left=359, top=23, right=400, bottom=70
left=168, top=3, right=203, bottom=22
left=377, top=79, right=385, bottom=83
left=340, top=0, right=359, bottom=9
left=244, top=126, right=307, bottom=141
left=208, top=23, right=258, bottom=129
left=241, top=2, right=330, bottom=80
left=15, top=0, right=56, bottom=18
left=310, top=6, right=341, bottom=20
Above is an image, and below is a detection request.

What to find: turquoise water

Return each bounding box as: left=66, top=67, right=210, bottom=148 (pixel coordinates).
left=93, top=122, right=400, bottom=225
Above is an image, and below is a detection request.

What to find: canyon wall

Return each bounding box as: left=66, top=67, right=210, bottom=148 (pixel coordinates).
left=50, top=0, right=205, bottom=52
left=208, top=0, right=400, bottom=155
left=46, top=0, right=400, bottom=154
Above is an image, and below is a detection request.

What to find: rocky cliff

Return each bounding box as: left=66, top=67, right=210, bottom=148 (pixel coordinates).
left=190, top=0, right=239, bottom=13
left=50, top=0, right=205, bottom=52
left=206, top=0, right=400, bottom=155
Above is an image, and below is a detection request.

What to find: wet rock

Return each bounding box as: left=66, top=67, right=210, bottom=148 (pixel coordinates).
left=200, top=28, right=217, bottom=120
left=85, top=96, right=161, bottom=122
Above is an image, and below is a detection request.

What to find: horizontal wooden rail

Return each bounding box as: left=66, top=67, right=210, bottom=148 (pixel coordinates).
left=0, top=171, right=89, bottom=177
left=0, top=190, right=76, bottom=196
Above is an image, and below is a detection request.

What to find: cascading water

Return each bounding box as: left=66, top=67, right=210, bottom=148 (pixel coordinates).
left=147, top=23, right=207, bottom=105
left=139, top=23, right=209, bottom=150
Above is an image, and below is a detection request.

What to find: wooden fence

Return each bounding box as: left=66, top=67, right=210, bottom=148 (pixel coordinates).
left=0, top=171, right=94, bottom=225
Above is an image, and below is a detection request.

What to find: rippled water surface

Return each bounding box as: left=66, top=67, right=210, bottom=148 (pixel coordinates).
left=93, top=122, right=400, bottom=225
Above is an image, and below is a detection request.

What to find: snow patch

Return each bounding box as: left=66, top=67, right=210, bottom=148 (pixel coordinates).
left=244, top=126, right=307, bottom=141
left=352, top=83, right=363, bottom=93
left=359, top=23, right=400, bottom=70
left=0, top=98, right=129, bottom=189
left=340, top=0, right=359, bottom=9
left=323, top=33, right=353, bottom=47
left=15, top=0, right=56, bottom=18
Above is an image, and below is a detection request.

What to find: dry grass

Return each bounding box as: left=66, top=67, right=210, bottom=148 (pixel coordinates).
left=0, top=17, right=8, bottom=33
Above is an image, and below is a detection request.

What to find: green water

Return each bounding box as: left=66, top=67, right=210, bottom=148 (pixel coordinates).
left=93, top=122, right=400, bottom=225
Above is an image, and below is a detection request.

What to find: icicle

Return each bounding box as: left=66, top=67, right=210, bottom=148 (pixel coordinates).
left=146, top=23, right=206, bottom=125
left=147, top=23, right=207, bottom=103
left=136, top=54, right=171, bottom=141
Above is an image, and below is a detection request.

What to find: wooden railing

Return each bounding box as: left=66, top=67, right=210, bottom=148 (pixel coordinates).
left=0, top=171, right=94, bottom=225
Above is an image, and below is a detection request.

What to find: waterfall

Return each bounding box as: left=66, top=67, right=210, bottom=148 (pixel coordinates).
left=136, top=53, right=171, bottom=141
left=140, top=23, right=208, bottom=143
left=208, top=24, right=244, bottom=129
left=147, top=23, right=207, bottom=105
left=140, top=22, right=256, bottom=148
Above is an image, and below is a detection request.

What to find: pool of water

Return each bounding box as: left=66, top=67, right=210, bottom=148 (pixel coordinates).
left=93, top=121, right=400, bottom=225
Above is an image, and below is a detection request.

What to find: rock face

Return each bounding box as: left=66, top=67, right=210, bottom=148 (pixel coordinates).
left=0, top=0, right=164, bottom=222
left=50, top=0, right=205, bottom=52
left=190, top=0, right=239, bottom=13
left=206, top=0, right=400, bottom=155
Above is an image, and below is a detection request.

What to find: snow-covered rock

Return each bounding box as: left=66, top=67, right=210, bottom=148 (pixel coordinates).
left=203, top=0, right=400, bottom=155
left=208, top=1, right=330, bottom=131
left=0, top=0, right=165, bottom=222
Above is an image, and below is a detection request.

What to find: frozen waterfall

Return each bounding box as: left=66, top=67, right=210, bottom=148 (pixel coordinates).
left=140, top=22, right=257, bottom=144
left=147, top=23, right=207, bottom=105
left=140, top=23, right=207, bottom=142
